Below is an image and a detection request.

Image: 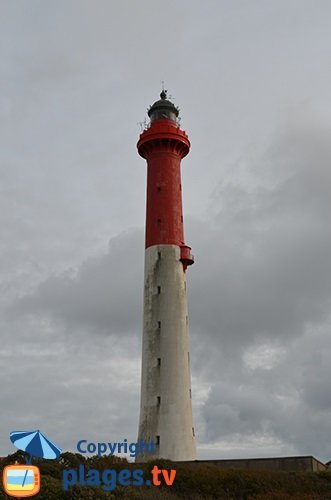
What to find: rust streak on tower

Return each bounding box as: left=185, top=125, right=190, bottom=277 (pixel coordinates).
left=137, top=90, right=196, bottom=461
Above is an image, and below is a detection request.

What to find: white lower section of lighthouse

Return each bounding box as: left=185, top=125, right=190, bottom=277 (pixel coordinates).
left=137, top=244, right=197, bottom=462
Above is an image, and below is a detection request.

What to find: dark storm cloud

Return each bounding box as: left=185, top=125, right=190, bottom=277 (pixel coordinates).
left=10, top=229, right=144, bottom=335
left=188, top=114, right=331, bottom=357
left=190, top=115, right=331, bottom=460
left=200, top=326, right=331, bottom=459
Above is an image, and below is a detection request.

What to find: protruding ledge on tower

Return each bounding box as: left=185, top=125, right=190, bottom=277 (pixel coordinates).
left=180, top=245, right=194, bottom=271
left=137, top=119, right=190, bottom=159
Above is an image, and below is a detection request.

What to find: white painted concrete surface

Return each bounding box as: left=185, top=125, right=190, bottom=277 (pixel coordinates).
left=137, top=244, right=197, bottom=461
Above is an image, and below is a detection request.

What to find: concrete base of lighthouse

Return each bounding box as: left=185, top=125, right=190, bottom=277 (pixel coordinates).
left=137, top=244, right=197, bottom=462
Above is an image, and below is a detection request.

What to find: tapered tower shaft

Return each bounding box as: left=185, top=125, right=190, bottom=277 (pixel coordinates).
left=137, top=91, right=196, bottom=461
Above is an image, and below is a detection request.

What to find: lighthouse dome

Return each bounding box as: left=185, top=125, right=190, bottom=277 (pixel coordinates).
left=148, top=90, right=179, bottom=123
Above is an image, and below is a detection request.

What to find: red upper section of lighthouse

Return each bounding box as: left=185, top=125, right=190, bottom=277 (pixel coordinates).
left=137, top=91, right=194, bottom=269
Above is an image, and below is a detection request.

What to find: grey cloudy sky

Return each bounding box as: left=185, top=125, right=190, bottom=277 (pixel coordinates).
left=1, top=1, right=331, bottom=463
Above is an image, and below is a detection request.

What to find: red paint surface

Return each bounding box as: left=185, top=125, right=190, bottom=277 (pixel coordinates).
left=137, top=119, right=194, bottom=267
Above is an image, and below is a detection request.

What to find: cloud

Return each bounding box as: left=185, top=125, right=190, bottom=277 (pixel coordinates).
left=187, top=111, right=331, bottom=358
left=0, top=316, right=141, bottom=455
left=200, top=325, right=331, bottom=459
left=188, top=112, right=331, bottom=460
left=9, top=229, right=144, bottom=336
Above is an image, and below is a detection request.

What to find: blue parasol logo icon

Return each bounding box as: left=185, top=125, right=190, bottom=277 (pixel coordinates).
left=10, top=430, right=62, bottom=463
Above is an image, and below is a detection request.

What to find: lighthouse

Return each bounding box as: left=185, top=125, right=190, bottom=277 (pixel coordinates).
left=137, top=90, right=197, bottom=461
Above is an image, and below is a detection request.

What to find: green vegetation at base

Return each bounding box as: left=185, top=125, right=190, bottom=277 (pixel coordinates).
left=0, top=452, right=330, bottom=499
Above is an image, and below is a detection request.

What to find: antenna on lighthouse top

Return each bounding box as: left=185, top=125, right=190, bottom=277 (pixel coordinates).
left=160, top=80, right=167, bottom=100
